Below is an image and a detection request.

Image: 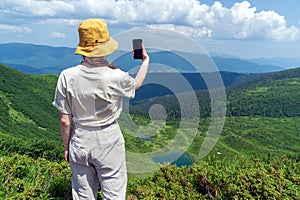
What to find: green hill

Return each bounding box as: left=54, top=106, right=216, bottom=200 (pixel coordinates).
left=1, top=64, right=299, bottom=158
left=0, top=64, right=300, bottom=199
left=227, top=67, right=300, bottom=117
left=0, top=64, right=60, bottom=139
left=130, top=67, right=300, bottom=118
left=0, top=64, right=65, bottom=162
left=128, top=67, right=300, bottom=159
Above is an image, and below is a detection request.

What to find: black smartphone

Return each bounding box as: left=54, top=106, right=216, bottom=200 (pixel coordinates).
left=132, top=39, right=143, bottom=59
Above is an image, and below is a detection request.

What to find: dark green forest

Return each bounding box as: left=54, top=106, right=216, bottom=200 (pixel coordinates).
left=0, top=64, right=299, bottom=199
left=130, top=67, right=300, bottom=119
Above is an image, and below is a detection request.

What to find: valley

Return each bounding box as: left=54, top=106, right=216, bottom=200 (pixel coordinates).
left=0, top=62, right=299, bottom=199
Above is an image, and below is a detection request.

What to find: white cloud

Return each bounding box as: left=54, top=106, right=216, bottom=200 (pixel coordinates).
left=145, top=1, right=299, bottom=41
left=0, top=0, right=299, bottom=41
left=39, top=18, right=80, bottom=26
left=0, top=23, right=32, bottom=33
left=147, top=24, right=213, bottom=38
left=0, top=0, right=75, bottom=17
left=50, top=32, right=65, bottom=38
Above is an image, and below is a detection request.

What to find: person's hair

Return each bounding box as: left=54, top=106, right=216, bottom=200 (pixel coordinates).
left=81, top=56, right=118, bottom=69
left=108, top=64, right=118, bottom=69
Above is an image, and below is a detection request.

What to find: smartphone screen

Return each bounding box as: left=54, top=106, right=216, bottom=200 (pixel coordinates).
left=133, top=39, right=143, bottom=59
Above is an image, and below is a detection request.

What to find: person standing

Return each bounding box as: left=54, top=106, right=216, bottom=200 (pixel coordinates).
left=53, top=18, right=149, bottom=200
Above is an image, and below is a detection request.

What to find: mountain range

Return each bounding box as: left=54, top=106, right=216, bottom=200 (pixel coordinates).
left=1, top=42, right=297, bottom=74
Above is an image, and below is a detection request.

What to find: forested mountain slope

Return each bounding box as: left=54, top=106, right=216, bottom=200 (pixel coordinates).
left=0, top=64, right=60, bottom=140
left=130, top=67, right=300, bottom=118
left=226, top=66, right=300, bottom=117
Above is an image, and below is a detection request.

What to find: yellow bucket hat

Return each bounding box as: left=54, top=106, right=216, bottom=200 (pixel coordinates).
left=75, top=18, right=118, bottom=57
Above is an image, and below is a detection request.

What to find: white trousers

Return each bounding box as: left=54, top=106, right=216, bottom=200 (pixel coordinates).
left=69, top=122, right=127, bottom=200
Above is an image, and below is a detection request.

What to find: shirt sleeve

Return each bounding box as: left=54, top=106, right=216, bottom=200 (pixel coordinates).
left=110, top=69, right=136, bottom=99
left=52, top=72, right=72, bottom=114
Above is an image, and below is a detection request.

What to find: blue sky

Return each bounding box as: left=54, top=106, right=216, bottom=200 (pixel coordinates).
left=0, top=0, right=299, bottom=58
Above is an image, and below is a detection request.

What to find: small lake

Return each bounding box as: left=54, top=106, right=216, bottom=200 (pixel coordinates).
left=152, top=150, right=195, bottom=167
left=137, top=133, right=195, bottom=167
left=137, top=133, right=153, bottom=141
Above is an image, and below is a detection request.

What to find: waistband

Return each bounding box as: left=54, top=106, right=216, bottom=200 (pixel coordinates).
left=74, top=120, right=117, bottom=130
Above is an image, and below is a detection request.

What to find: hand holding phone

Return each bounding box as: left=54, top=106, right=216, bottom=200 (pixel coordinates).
left=132, top=39, right=143, bottom=59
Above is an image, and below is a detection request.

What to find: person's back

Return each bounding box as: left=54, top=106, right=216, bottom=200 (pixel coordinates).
left=57, top=62, right=135, bottom=127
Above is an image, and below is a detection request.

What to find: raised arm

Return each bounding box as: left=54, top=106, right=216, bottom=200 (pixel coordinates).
left=134, top=44, right=150, bottom=90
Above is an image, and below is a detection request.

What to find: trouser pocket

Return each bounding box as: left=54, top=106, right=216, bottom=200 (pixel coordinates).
left=69, top=137, right=89, bottom=166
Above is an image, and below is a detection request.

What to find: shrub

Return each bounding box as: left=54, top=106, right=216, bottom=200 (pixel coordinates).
left=0, top=154, right=71, bottom=199
left=127, top=156, right=300, bottom=199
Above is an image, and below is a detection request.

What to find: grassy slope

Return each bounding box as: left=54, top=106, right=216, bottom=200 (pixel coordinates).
left=204, top=116, right=300, bottom=158
left=126, top=116, right=300, bottom=163
left=227, top=68, right=300, bottom=117
left=0, top=64, right=60, bottom=140
left=126, top=67, right=300, bottom=161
